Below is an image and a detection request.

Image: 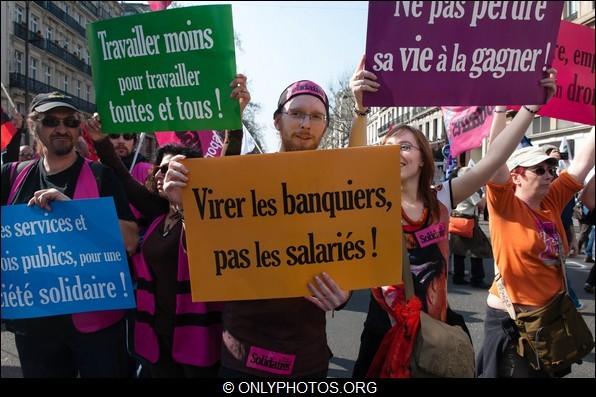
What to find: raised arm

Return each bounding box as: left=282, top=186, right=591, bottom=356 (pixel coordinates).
left=566, top=127, right=595, bottom=184
left=84, top=117, right=168, bottom=217
left=349, top=55, right=379, bottom=147
left=450, top=69, right=557, bottom=205
left=579, top=172, right=595, bottom=211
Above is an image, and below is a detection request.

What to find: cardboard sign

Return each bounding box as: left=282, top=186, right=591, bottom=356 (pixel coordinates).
left=365, top=1, right=564, bottom=106
left=1, top=198, right=135, bottom=319
left=87, top=5, right=241, bottom=133
left=181, top=146, right=403, bottom=301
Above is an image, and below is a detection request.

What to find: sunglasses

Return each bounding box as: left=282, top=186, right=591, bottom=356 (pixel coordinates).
left=41, top=116, right=81, bottom=128
left=109, top=134, right=136, bottom=140
left=526, top=165, right=558, bottom=177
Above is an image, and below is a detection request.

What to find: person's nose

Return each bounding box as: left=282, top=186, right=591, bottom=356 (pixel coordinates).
left=299, top=115, right=312, bottom=129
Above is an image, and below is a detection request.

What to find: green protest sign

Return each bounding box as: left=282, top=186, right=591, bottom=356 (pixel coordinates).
left=87, top=5, right=240, bottom=133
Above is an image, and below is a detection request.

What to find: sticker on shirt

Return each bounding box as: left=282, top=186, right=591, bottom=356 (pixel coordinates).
left=535, top=219, right=561, bottom=266
left=415, top=223, right=447, bottom=248
left=246, top=346, right=295, bottom=375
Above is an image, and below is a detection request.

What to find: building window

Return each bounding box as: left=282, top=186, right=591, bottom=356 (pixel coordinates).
left=64, top=74, right=69, bottom=93
left=15, top=50, right=23, bottom=73
left=86, top=85, right=91, bottom=102
left=46, top=27, right=53, bottom=41
left=30, top=58, right=38, bottom=80
left=15, top=5, right=24, bottom=24
left=45, top=64, right=51, bottom=85
left=565, top=1, right=579, bottom=19
left=30, top=15, right=39, bottom=34
left=433, top=118, right=438, bottom=141
left=77, top=80, right=81, bottom=98
left=76, top=45, right=82, bottom=58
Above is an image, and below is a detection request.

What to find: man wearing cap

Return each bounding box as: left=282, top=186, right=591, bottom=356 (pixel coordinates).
left=1, top=92, right=139, bottom=378
left=476, top=108, right=595, bottom=377
left=163, top=80, right=350, bottom=378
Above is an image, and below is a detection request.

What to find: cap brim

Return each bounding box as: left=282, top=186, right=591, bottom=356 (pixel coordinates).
left=509, top=155, right=557, bottom=170
left=34, top=102, right=78, bottom=112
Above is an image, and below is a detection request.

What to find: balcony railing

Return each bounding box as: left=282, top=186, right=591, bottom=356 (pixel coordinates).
left=80, top=1, right=99, bottom=16
left=10, top=72, right=96, bottom=114
left=34, top=1, right=86, bottom=37
left=13, top=22, right=92, bottom=76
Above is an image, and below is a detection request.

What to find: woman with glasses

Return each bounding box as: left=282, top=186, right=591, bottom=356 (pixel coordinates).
left=347, top=55, right=559, bottom=377
left=85, top=74, right=251, bottom=378
left=474, top=113, right=595, bottom=378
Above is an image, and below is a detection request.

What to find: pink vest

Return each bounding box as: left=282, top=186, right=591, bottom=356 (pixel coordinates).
left=132, top=215, right=223, bottom=366
left=7, top=159, right=126, bottom=333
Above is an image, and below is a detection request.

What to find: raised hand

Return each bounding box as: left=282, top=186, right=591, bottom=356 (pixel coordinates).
left=82, top=113, right=105, bottom=142
left=163, top=154, right=189, bottom=208
left=349, top=54, right=380, bottom=112
left=230, top=74, right=251, bottom=115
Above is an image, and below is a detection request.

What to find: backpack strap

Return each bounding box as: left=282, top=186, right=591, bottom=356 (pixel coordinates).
left=7, top=159, right=37, bottom=205
left=87, top=160, right=104, bottom=190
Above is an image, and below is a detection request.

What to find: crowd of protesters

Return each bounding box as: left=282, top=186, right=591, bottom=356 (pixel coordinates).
left=1, top=55, right=594, bottom=380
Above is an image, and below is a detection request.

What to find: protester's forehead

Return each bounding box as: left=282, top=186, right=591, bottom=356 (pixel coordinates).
left=284, top=95, right=326, bottom=112
left=387, top=128, right=417, bottom=143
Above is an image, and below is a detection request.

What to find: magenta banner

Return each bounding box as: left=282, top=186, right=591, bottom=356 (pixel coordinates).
left=442, top=106, right=494, bottom=157
left=525, top=21, right=594, bottom=126
left=154, top=130, right=224, bottom=158
left=365, top=1, right=564, bottom=106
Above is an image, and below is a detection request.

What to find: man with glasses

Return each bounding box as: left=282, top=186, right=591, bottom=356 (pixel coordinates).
left=0, top=91, right=139, bottom=377
left=164, top=80, right=351, bottom=378
left=108, top=132, right=153, bottom=185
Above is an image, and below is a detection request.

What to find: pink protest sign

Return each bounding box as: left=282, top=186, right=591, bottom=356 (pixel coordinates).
left=365, top=1, right=564, bottom=106
left=442, top=106, right=494, bottom=157
left=517, top=21, right=594, bottom=126
left=155, top=130, right=224, bottom=158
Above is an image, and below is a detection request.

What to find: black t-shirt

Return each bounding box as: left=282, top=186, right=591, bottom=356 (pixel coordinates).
left=1, top=156, right=134, bottom=221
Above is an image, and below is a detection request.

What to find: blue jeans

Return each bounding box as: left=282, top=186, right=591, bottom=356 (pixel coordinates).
left=586, top=228, right=595, bottom=257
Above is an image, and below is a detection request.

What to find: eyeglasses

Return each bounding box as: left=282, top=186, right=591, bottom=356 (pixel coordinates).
left=40, top=116, right=81, bottom=128
left=155, top=164, right=169, bottom=175
left=109, top=134, right=135, bottom=140
left=526, top=165, right=557, bottom=177
left=398, top=142, right=420, bottom=152
left=281, top=110, right=326, bottom=124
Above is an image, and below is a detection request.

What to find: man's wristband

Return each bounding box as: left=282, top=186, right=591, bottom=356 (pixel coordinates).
left=354, top=107, right=371, bottom=117
left=523, top=105, right=540, bottom=114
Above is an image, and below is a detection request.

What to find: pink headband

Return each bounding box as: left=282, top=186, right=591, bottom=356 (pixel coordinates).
left=275, top=80, right=329, bottom=117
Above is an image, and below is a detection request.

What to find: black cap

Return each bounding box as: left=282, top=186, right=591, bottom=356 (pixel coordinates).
left=30, top=92, right=78, bottom=113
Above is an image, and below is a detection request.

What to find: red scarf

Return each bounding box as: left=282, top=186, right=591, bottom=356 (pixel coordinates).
left=366, top=286, right=422, bottom=378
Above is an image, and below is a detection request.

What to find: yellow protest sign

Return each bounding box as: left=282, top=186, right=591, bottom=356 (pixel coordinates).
left=182, top=145, right=402, bottom=302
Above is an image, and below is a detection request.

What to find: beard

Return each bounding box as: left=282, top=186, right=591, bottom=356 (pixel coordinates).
left=115, top=145, right=131, bottom=157
left=281, top=134, right=322, bottom=152
left=46, top=134, right=75, bottom=156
